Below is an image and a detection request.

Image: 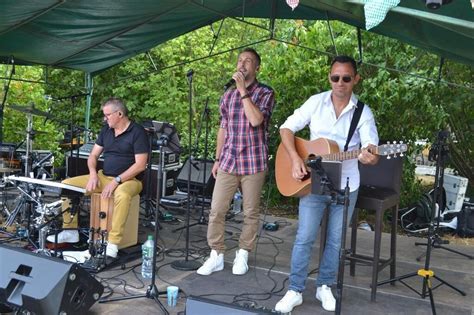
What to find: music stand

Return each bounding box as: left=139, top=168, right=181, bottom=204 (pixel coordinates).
left=144, top=121, right=181, bottom=155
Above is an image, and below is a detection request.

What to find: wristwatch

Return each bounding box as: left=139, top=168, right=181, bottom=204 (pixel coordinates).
left=114, top=176, right=122, bottom=184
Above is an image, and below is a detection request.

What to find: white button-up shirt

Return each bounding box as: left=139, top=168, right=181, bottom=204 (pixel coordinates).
left=280, top=90, right=379, bottom=191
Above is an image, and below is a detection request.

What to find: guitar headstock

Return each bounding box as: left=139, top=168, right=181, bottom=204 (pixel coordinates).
left=377, top=141, right=408, bottom=159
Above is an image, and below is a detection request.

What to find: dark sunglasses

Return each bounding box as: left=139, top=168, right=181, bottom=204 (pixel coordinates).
left=330, top=75, right=353, bottom=83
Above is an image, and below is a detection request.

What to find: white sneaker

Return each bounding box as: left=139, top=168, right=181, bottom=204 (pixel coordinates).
left=275, top=290, right=303, bottom=313
left=232, top=249, right=249, bottom=275
left=197, top=250, right=224, bottom=275
left=46, top=230, right=79, bottom=243
left=106, top=243, right=118, bottom=258
left=316, top=285, right=336, bottom=312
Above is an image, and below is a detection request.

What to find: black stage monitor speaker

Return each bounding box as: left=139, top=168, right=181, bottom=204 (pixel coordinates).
left=185, top=296, right=274, bottom=314
left=0, top=245, right=104, bottom=314
left=177, top=158, right=215, bottom=197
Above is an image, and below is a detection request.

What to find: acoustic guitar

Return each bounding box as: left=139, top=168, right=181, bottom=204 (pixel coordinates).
left=275, top=137, right=408, bottom=197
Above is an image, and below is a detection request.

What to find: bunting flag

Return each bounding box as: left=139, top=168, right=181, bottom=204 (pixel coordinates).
left=363, top=0, right=400, bottom=30
left=286, top=0, right=299, bottom=11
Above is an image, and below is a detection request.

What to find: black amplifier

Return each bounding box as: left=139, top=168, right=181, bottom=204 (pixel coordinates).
left=150, top=150, right=179, bottom=167
left=0, top=143, right=16, bottom=154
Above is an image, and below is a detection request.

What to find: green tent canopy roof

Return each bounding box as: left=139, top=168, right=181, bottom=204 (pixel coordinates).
left=0, top=0, right=473, bottom=75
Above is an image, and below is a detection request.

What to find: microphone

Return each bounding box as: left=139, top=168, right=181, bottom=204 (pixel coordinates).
left=69, top=202, right=79, bottom=219
left=223, top=78, right=235, bottom=90
left=69, top=197, right=80, bottom=218
left=69, top=205, right=77, bottom=218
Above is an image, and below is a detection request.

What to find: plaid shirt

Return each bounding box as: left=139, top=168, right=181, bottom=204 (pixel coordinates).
left=218, top=80, right=275, bottom=175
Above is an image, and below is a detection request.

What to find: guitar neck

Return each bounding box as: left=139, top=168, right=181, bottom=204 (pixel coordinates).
left=322, top=147, right=377, bottom=162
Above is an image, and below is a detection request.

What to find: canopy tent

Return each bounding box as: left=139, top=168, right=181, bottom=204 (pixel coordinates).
left=0, top=0, right=473, bottom=76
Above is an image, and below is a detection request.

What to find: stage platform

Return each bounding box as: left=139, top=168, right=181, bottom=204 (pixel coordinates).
left=84, top=205, right=473, bottom=315
left=2, top=205, right=473, bottom=314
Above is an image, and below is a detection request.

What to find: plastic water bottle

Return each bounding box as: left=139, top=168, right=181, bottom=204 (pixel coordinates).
left=141, top=235, right=154, bottom=279
left=232, top=191, right=242, bottom=214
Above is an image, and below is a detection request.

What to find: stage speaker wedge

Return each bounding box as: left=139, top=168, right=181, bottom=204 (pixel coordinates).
left=0, top=244, right=104, bottom=315
left=177, top=158, right=215, bottom=197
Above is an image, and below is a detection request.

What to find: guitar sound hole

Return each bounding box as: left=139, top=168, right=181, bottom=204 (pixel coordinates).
left=302, top=173, right=311, bottom=181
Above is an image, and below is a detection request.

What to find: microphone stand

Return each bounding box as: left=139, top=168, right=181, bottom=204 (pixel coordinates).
left=378, top=130, right=466, bottom=314
left=173, top=97, right=211, bottom=232
left=308, top=158, right=348, bottom=315
left=71, top=96, right=82, bottom=178
left=171, top=70, right=201, bottom=271
left=0, top=56, right=15, bottom=143
left=414, top=131, right=473, bottom=260
left=142, top=129, right=163, bottom=227
left=61, top=95, right=84, bottom=178
left=99, top=138, right=169, bottom=315
left=335, top=179, right=350, bottom=315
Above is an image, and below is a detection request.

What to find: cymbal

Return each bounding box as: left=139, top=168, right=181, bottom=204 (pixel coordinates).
left=14, top=130, right=49, bottom=136
left=0, top=168, right=20, bottom=173
left=9, top=104, right=52, bottom=118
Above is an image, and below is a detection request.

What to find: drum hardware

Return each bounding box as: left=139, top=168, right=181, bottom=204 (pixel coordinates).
left=14, top=129, right=48, bottom=137
left=4, top=181, right=38, bottom=227
left=33, top=200, right=63, bottom=256
left=13, top=150, right=55, bottom=179
left=9, top=103, right=55, bottom=177
left=3, top=176, right=85, bottom=256
left=9, top=103, right=53, bottom=119
left=31, top=151, right=54, bottom=179
left=1, top=180, right=43, bottom=250
left=24, top=113, right=34, bottom=176
left=81, top=227, right=108, bottom=272
left=0, top=176, right=14, bottom=224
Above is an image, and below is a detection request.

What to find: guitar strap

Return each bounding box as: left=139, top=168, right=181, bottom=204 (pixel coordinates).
left=344, top=100, right=365, bottom=152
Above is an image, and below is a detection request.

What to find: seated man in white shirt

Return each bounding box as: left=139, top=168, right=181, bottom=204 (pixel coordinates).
left=275, top=55, right=379, bottom=313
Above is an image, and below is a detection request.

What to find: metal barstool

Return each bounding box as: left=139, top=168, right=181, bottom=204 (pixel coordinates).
left=318, top=157, right=403, bottom=302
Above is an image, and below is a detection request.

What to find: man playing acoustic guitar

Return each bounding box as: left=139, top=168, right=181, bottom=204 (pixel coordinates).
left=275, top=55, right=379, bottom=313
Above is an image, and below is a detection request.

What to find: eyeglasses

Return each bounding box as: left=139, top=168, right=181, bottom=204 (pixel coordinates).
left=330, top=75, right=353, bottom=83
left=103, top=110, right=118, bottom=118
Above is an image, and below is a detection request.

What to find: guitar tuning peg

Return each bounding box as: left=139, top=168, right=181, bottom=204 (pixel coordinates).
left=386, top=141, right=390, bottom=144
left=387, top=155, right=391, bottom=159
left=400, top=153, right=404, bottom=157
left=392, top=141, right=396, bottom=144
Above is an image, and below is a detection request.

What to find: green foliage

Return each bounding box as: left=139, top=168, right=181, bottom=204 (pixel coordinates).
left=2, top=18, right=472, bottom=211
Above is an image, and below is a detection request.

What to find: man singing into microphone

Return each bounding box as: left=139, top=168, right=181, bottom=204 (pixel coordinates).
left=197, top=48, right=275, bottom=276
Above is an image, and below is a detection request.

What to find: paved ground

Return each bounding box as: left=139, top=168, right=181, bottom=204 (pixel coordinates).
left=2, top=203, right=473, bottom=315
